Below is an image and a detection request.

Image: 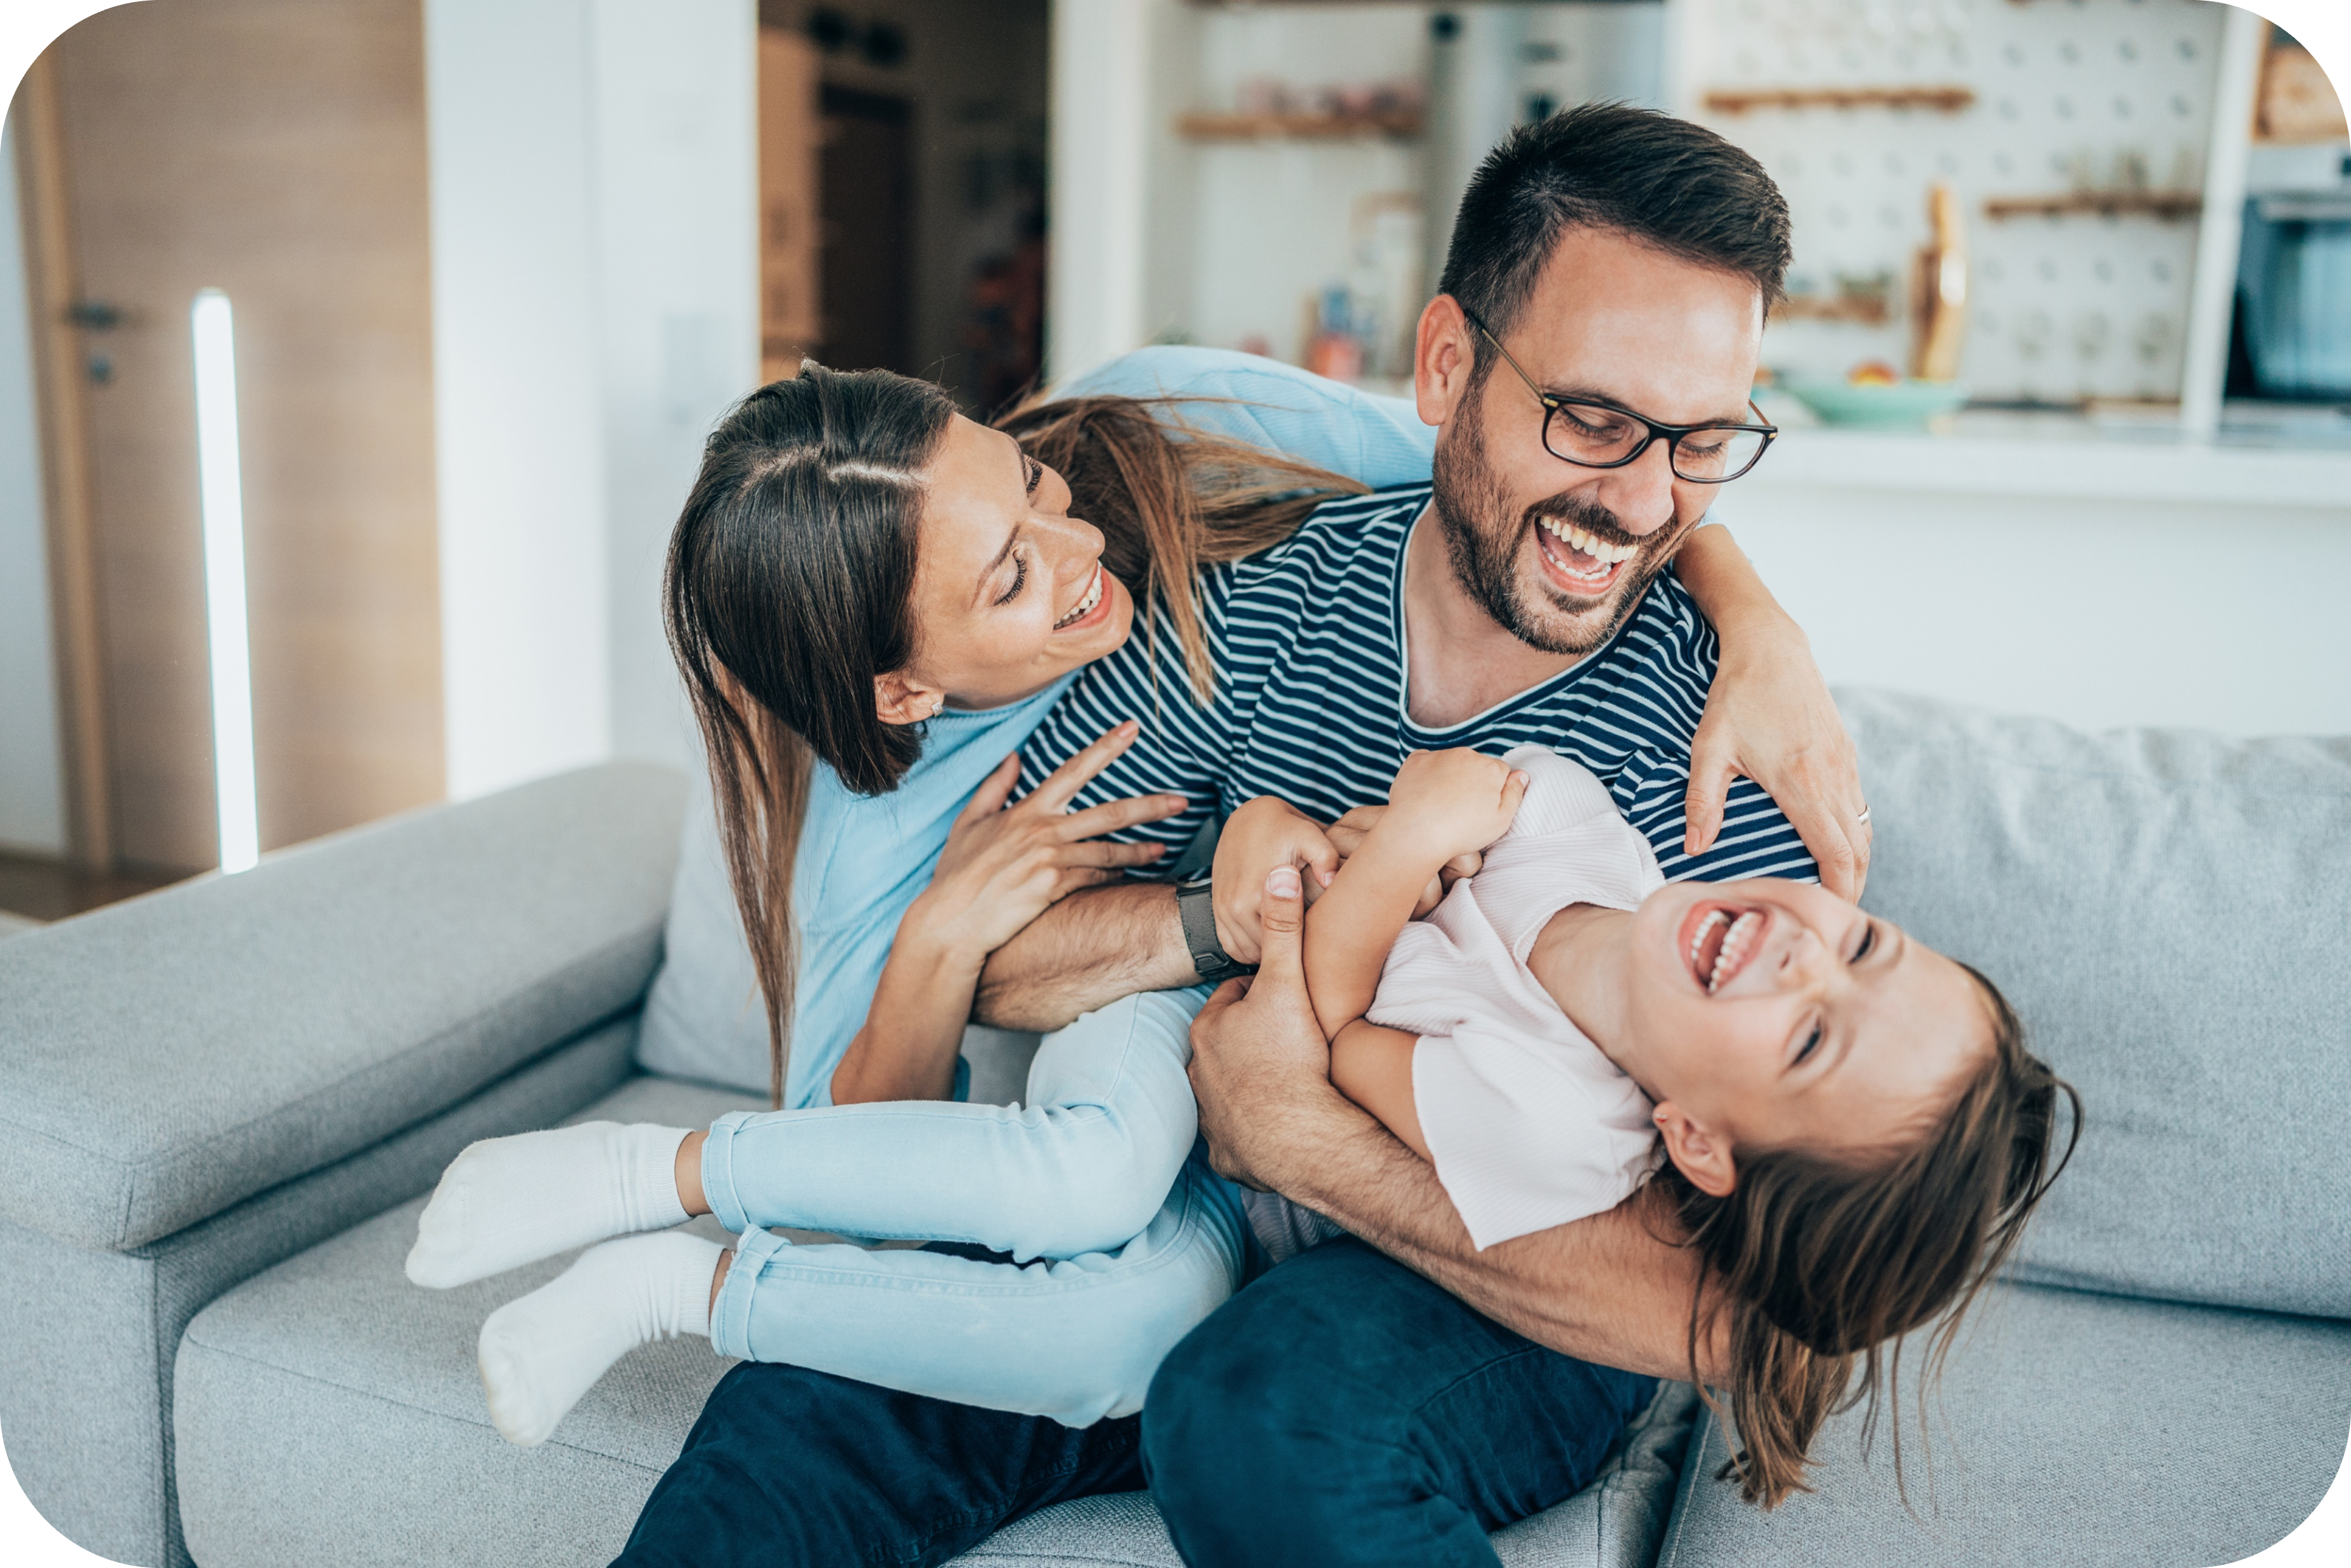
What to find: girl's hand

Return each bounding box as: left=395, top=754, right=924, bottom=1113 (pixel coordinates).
left=1211, top=796, right=1340, bottom=966
left=1377, top=749, right=1528, bottom=867
left=1328, top=805, right=1477, bottom=918
left=904, top=722, right=1185, bottom=968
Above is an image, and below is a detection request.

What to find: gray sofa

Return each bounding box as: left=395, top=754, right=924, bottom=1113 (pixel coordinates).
left=2, top=691, right=2344, bottom=1568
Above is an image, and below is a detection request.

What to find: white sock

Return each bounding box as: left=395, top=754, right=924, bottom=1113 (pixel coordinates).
left=406, top=1121, right=693, bottom=1289
left=477, top=1230, right=722, bottom=1448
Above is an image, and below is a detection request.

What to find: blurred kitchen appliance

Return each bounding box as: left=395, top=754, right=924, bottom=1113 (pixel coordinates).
left=2231, top=142, right=2351, bottom=402
left=1423, top=4, right=1666, bottom=293
left=1911, top=182, right=1968, bottom=383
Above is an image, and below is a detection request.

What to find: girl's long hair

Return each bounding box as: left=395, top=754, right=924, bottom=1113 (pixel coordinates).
left=663, top=362, right=1364, bottom=1105
left=1655, top=964, right=2081, bottom=1508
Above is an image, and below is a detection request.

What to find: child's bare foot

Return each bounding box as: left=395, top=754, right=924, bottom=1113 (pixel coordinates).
left=406, top=1121, right=693, bottom=1288
left=477, top=1231, right=722, bottom=1446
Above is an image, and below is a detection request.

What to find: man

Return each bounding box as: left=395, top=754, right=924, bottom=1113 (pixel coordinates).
left=615, top=103, right=1865, bottom=1566
left=959, top=103, right=1849, bottom=1566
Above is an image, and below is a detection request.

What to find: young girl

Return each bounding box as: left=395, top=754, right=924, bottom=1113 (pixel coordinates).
left=410, top=740, right=2073, bottom=1507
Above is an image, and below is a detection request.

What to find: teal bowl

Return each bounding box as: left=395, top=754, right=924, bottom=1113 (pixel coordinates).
left=1778, top=377, right=1969, bottom=428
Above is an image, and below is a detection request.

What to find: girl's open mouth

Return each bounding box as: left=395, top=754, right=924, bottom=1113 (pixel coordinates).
left=1679, top=903, right=1769, bottom=995
left=1053, top=566, right=1109, bottom=632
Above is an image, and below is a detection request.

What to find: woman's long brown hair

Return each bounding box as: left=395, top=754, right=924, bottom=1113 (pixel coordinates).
left=663, top=363, right=1365, bottom=1106
left=1656, top=964, right=2080, bottom=1508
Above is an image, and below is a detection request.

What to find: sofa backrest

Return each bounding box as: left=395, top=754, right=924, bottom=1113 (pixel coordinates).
left=0, top=762, right=685, bottom=1252
left=1841, top=689, right=2348, bottom=1321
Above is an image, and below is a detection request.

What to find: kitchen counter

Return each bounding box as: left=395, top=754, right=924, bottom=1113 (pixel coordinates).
left=1742, top=402, right=2351, bottom=510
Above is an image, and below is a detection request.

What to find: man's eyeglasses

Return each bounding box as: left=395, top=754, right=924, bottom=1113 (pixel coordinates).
left=1463, top=310, right=1776, bottom=485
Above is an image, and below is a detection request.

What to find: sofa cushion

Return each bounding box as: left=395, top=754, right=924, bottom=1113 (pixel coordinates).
left=634, top=773, right=772, bottom=1095
left=633, top=773, right=1046, bottom=1106
left=0, top=762, right=685, bottom=1252
left=1841, top=689, right=2351, bottom=1318
left=175, top=1075, right=1695, bottom=1567
left=175, top=1077, right=765, bottom=1568
left=1655, top=1280, right=2351, bottom=1567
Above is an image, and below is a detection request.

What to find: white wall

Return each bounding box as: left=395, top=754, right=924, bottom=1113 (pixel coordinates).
left=0, top=119, right=68, bottom=857
left=587, top=0, right=759, bottom=768
left=425, top=0, right=756, bottom=800
left=1046, top=0, right=1153, bottom=384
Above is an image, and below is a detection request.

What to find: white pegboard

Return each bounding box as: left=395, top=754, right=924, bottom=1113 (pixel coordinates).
left=1684, top=0, right=2232, bottom=402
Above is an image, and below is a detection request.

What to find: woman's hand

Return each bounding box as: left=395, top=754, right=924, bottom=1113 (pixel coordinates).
left=1211, top=796, right=1341, bottom=966
left=835, top=722, right=1185, bottom=1106
left=1686, top=621, right=1871, bottom=900
left=902, top=721, right=1186, bottom=967
left=1671, top=523, right=1870, bottom=900
left=1328, top=805, right=1478, bottom=918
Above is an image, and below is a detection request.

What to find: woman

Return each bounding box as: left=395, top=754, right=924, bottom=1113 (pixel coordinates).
left=407, top=352, right=1867, bottom=1442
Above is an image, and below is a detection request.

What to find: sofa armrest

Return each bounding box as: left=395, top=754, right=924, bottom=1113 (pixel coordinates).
left=0, top=762, right=686, bottom=1252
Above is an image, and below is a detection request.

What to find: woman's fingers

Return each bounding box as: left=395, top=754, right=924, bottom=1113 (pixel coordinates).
left=1056, top=791, right=1188, bottom=841
left=1057, top=840, right=1167, bottom=869
left=1026, top=720, right=1142, bottom=812
left=1682, top=721, right=1736, bottom=858
left=1049, top=865, right=1123, bottom=900
left=956, top=753, right=1025, bottom=824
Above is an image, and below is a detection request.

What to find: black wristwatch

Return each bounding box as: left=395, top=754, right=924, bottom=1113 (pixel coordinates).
left=1176, top=876, right=1257, bottom=983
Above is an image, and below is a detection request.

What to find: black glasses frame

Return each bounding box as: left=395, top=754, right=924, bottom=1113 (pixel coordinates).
left=1463, top=310, right=1778, bottom=485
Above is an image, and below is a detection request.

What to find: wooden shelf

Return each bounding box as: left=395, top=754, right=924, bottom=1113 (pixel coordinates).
left=1983, top=189, right=2203, bottom=221
left=1176, top=110, right=1425, bottom=142
left=1703, top=85, right=1975, bottom=115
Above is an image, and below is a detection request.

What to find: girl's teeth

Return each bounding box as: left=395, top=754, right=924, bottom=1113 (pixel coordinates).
left=1706, top=910, right=1763, bottom=993
left=1688, top=909, right=1729, bottom=979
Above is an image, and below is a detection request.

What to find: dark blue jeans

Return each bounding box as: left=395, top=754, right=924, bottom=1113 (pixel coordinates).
left=612, top=1237, right=1652, bottom=1567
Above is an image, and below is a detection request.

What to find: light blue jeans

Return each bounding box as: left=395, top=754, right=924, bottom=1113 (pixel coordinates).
left=699, top=986, right=1248, bottom=1426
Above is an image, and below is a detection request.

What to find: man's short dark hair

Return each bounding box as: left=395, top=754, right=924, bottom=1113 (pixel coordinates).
left=1437, top=102, right=1792, bottom=359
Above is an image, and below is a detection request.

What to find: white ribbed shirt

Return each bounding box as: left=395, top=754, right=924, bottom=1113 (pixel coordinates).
left=1366, top=745, right=1664, bottom=1251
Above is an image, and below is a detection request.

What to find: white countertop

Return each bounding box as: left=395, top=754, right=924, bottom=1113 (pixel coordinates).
left=1740, top=403, right=2351, bottom=509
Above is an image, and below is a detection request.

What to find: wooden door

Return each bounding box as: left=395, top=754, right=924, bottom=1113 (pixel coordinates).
left=20, top=0, right=442, bottom=872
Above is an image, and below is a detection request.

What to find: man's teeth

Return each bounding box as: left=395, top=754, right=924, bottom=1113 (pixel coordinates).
left=1539, top=516, right=1637, bottom=570
left=1053, top=568, right=1103, bottom=630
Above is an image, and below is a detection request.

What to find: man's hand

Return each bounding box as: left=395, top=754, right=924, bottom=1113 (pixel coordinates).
left=1684, top=624, right=1872, bottom=900
left=1188, top=865, right=1335, bottom=1193
left=1210, top=798, right=1340, bottom=966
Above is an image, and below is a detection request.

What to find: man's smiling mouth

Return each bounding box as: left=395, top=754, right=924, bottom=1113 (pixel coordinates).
left=1534, top=515, right=1634, bottom=597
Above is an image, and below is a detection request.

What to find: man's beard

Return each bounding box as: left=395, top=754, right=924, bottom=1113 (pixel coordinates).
left=1430, top=399, right=1689, bottom=658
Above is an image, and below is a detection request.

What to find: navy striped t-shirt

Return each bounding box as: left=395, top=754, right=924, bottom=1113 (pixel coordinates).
left=1018, top=484, right=1817, bottom=888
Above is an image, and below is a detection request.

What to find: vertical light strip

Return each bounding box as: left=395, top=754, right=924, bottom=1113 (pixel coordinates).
left=191, top=288, right=259, bottom=874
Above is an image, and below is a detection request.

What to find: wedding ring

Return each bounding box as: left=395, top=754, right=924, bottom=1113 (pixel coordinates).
left=1855, top=804, right=1872, bottom=825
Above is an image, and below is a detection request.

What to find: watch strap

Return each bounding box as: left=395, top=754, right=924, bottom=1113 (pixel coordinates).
left=1176, top=877, right=1255, bottom=982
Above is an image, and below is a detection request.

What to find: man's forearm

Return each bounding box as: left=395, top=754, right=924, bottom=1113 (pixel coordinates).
left=971, top=879, right=1196, bottom=1031
left=1266, top=1086, right=1721, bottom=1384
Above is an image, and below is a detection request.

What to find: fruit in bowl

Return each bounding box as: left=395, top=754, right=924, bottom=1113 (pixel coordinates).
left=1776, top=363, right=1967, bottom=428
